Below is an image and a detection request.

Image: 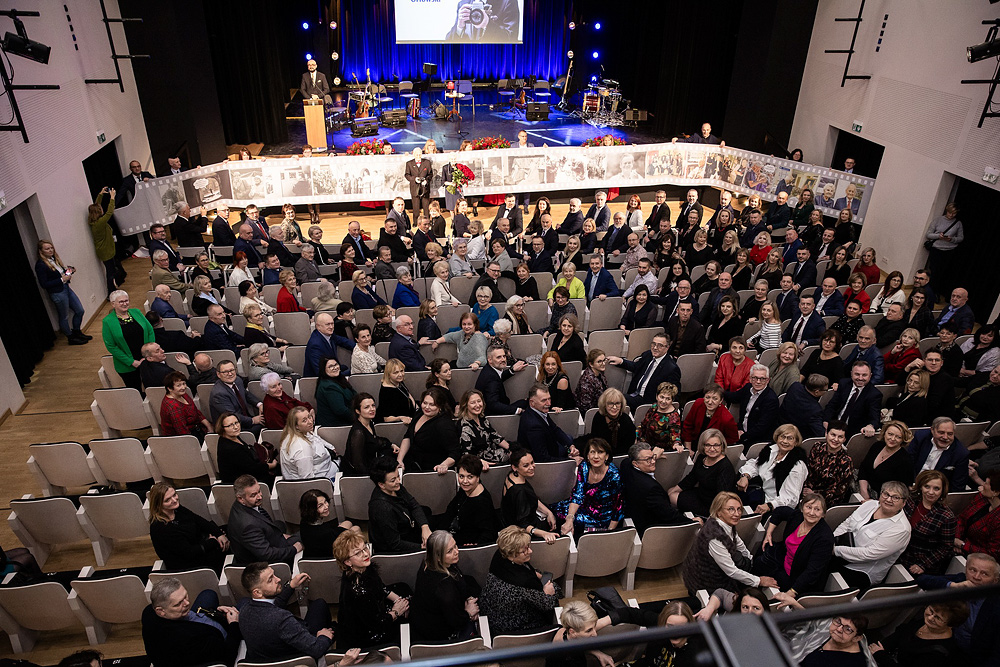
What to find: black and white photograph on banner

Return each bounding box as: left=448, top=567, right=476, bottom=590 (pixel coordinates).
left=833, top=180, right=864, bottom=215
left=505, top=153, right=547, bottom=187
left=684, top=152, right=709, bottom=179
left=607, top=151, right=645, bottom=180
left=814, top=179, right=838, bottom=208
left=484, top=156, right=505, bottom=187
left=281, top=166, right=313, bottom=197
left=547, top=154, right=587, bottom=183
left=181, top=171, right=231, bottom=208
left=157, top=183, right=184, bottom=218
left=229, top=168, right=268, bottom=201
left=310, top=165, right=338, bottom=196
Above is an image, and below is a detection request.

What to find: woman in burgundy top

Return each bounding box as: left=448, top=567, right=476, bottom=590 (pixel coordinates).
left=261, top=372, right=313, bottom=429
left=160, top=372, right=211, bottom=439
left=680, top=384, right=738, bottom=450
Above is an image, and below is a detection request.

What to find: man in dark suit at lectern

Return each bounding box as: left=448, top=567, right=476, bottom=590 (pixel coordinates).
left=299, top=59, right=332, bottom=106
left=404, top=147, right=434, bottom=221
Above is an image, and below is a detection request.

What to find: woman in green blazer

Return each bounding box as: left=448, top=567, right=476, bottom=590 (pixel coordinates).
left=315, top=356, right=357, bottom=427
left=102, top=290, right=154, bottom=391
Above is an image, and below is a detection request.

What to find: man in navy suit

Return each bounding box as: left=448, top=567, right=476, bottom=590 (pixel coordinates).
left=342, top=220, right=376, bottom=264
left=585, top=191, right=612, bottom=232
left=724, top=363, right=779, bottom=449
left=778, top=375, right=829, bottom=439
left=608, top=333, right=682, bottom=412
left=211, top=205, right=237, bottom=247
left=706, top=190, right=734, bottom=229
left=560, top=198, right=585, bottom=236
left=811, top=278, right=846, bottom=317
left=653, top=279, right=700, bottom=325
left=788, top=246, right=817, bottom=292
left=602, top=211, right=631, bottom=264
left=762, top=191, right=792, bottom=230
left=150, top=284, right=189, bottom=324
left=676, top=189, right=704, bottom=231
left=476, top=348, right=529, bottom=415
left=148, top=223, right=184, bottom=271
left=699, top=272, right=739, bottom=325
left=739, top=209, right=767, bottom=247
left=935, top=287, right=975, bottom=335
left=209, top=360, right=262, bottom=434
left=915, top=553, right=1000, bottom=662
left=644, top=190, right=671, bottom=231
left=204, top=305, right=246, bottom=356
left=304, top=312, right=354, bottom=377
left=583, top=254, right=620, bottom=303
left=234, top=224, right=265, bottom=269
left=842, top=326, right=884, bottom=384
left=823, top=360, right=881, bottom=437
left=834, top=183, right=861, bottom=214
left=517, top=384, right=577, bottom=463
left=908, top=417, right=970, bottom=491
left=621, top=443, right=692, bottom=534
left=780, top=228, right=803, bottom=265
left=243, top=205, right=271, bottom=246
left=775, top=275, right=800, bottom=322
left=782, top=294, right=826, bottom=350
left=491, top=193, right=524, bottom=236
left=386, top=197, right=412, bottom=231
left=524, top=236, right=553, bottom=274
left=386, top=315, right=426, bottom=372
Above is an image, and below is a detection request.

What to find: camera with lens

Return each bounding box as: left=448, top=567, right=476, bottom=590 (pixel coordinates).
left=467, top=0, right=493, bottom=28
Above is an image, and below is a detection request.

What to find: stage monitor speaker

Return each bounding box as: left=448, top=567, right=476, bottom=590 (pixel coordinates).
left=351, top=116, right=380, bottom=137
left=422, top=62, right=438, bottom=76
left=625, top=109, right=648, bottom=122
left=381, top=109, right=407, bottom=127
left=526, top=102, right=549, bottom=121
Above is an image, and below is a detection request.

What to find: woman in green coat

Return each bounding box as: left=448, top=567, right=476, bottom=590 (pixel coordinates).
left=102, top=290, right=154, bottom=391
left=88, top=187, right=119, bottom=297
left=315, top=356, right=357, bottom=427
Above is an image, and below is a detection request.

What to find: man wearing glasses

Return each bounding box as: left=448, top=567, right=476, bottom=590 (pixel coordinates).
left=724, top=363, right=779, bottom=450
left=608, top=333, right=681, bottom=413
left=620, top=442, right=693, bottom=535
left=829, top=480, right=912, bottom=591
left=209, top=360, right=264, bottom=436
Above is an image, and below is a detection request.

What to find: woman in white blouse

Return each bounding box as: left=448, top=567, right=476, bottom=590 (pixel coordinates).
left=228, top=251, right=255, bottom=287
left=829, top=480, right=912, bottom=590
left=429, top=261, right=461, bottom=306
left=279, top=406, right=339, bottom=481
left=238, top=281, right=275, bottom=319
left=351, top=324, right=386, bottom=375
left=466, top=220, right=487, bottom=260
left=737, top=424, right=808, bottom=515
left=869, top=270, right=907, bottom=314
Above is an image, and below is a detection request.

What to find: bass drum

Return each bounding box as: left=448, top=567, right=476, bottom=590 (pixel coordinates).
left=583, top=93, right=600, bottom=115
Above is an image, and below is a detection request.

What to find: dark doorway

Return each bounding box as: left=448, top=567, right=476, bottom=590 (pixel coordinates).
left=82, top=141, right=122, bottom=198
left=0, top=203, right=56, bottom=386
left=831, top=130, right=884, bottom=178
left=946, top=176, right=1000, bottom=325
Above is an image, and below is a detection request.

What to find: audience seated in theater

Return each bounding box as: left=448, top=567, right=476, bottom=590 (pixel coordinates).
left=724, top=363, right=779, bottom=449
left=739, top=280, right=771, bottom=323
left=714, top=336, right=753, bottom=392
left=518, top=383, right=577, bottom=463
left=787, top=247, right=817, bottom=293
left=190, top=252, right=223, bottom=290
left=543, top=285, right=579, bottom=339
left=409, top=530, right=482, bottom=642
left=551, top=437, right=623, bottom=539
left=823, top=360, right=881, bottom=437
left=310, top=281, right=342, bottom=314
left=227, top=474, right=301, bottom=566
left=908, top=417, right=969, bottom=491
left=778, top=374, right=829, bottom=440
left=368, top=457, right=430, bottom=554
left=159, top=371, right=211, bottom=439
left=387, top=314, right=427, bottom=372
left=186, top=352, right=217, bottom=387
left=304, top=312, right=353, bottom=377
left=433, top=312, right=489, bottom=369
left=870, top=271, right=907, bottom=314
left=854, top=247, right=881, bottom=286
left=935, top=287, right=975, bottom=335
left=955, top=465, right=1000, bottom=558
left=705, top=297, right=743, bottom=355
left=574, top=349, right=609, bottom=415
left=148, top=482, right=227, bottom=573
left=191, top=275, right=230, bottom=317
left=228, top=252, right=256, bottom=288
left=858, top=420, right=916, bottom=501
left=619, top=284, right=657, bottom=333
left=669, top=429, right=738, bottom=518
left=681, top=384, right=739, bottom=450
left=622, top=257, right=659, bottom=299
left=203, top=305, right=245, bottom=356
left=869, top=600, right=970, bottom=666
left=150, top=252, right=192, bottom=298
left=609, top=332, right=682, bottom=413
left=692, top=259, right=721, bottom=297
left=636, top=382, right=683, bottom=452
left=774, top=274, right=800, bottom=322
left=737, top=423, right=808, bottom=515
left=215, top=412, right=277, bottom=485
left=470, top=260, right=506, bottom=306
left=376, top=359, right=418, bottom=425
left=782, top=294, right=826, bottom=351
left=885, top=368, right=929, bottom=426
left=343, top=393, right=396, bottom=477
left=535, top=351, right=573, bottom=411
left=312, top=356, right=354, bottom=427
left=803, top=420, right=854, bottom=506
left=899, top=470, right=957, bottom=577
left=142, top=578, right=241, bottom=667
left=955, top=362, right=1000, bottom=424
left=902, top=287, right=936, bottom=338
left=693, top=586, right=771, bottom=622
left=752, top=493, right=834, bottom=596
left=771, top=600, right=872, bottom=665
left=501, top=448, right=560, bottom=542
left=811, top=277, right=845, bottom=317
left=828, top=480, right=912, bottom=590
left=234, top=225, right=264, bottom=271
left=619, top=442, right=690, bottom=534
left=825, top=245, right=854, bottom=288
left=842, top=273, right=871, bottom=313
left=209, top=359, right=262, bottom=433
left=829, top=298, right=865, bottom=344
left=298, top=489, right=356, bottom=559
left=682, top=492, right=779, bottom=596
left=139, top=342, right=193, bottom=391
left=588, top=388, right=634, bottom=455
left=766, top=341, right=801, bottom=395
left=799, top=329, right=845, bottom=389
left=582, top=254, right=620, bottom=303
left=479, top=525, right=560, bottom=635
left=279, top=406, right=339, bottom=481
left=700, top=271, right=740, bottom=326
left=546, top=314, right=587, bottom=365
left=956, top=326, right=1000, bottom=382
left=247, top=344, right=296, bottom=383
left=665, top=301, right=707, bottom=357
left=239, top=562, right=334, bottom=663
left=261, top=372, right=312, bottom=430
left=441, top=455, right=499, bottom=547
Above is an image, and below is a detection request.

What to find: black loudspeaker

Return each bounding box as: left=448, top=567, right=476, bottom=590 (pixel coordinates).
left=351, top=116, right=380, bottom=137
left=625, top=109, right=648, bottom=122
left=422, top=62, right=438, bottom=76
left=381, top=109, right=407, bottom=127
left=526, top=102, right=549, bottom=121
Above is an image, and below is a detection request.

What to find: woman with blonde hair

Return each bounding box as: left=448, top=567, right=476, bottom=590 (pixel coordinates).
left=550, top=601, right=616, bottom=667
left=747, top=301, right=783, bottom=353
left=886, top=369, right=930, bottom=426
left=883, top=327, right=922, bottom=383
left=858, top=420, right=915, bottom=501
left=590, top=389, right=635, bottom=455
left=547, top=261, right=586, bottom=301
left=276, top=269, right=308, bottom=314
left=148, top=481, right=227, bottom=572
left=430, top=260, right=461, bottom=306
left=479, top=525, right=560, bottom=634
left=36, top=239, right=90, bottom=344
left=900, top=470, right=956, bottom=576
left=191, top=274, right=228, bottom=317
left=737, top=423, right=808, bottom=515
left=279, top=405, right=339, bottom=481
left=375, top=358, right=417, bottom=424
left=767, top=341, right=801, bottom=395
left=756, top=248, right=784, bottom=289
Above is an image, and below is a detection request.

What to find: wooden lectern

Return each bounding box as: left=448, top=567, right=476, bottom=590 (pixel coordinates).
left=303, top=99, right=327, bottom=151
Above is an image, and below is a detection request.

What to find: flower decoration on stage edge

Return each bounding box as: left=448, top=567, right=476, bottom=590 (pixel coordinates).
left=471, top=136, right=512, bottom=150
left=346, top=138, right=389, bottom=155
left=581, top=134, right=628, bottom=147
left=446, top=163, right=476, bottom=194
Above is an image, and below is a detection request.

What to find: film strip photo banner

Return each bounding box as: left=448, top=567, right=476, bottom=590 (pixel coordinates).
left=113, top=143, right=875, bottom=234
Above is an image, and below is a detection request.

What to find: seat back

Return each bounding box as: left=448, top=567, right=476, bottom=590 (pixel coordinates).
left=371, top=550, right=424, bottom=590
left=531, top=460, right=578, bottom=505
left=9, top=496, right=90, bottom=545
left=588, top=329, right=625, bottom=357
left=298, top=559, right=343, bottom=604
left=587, top=296, right=624, bottom=332
left=100, top=355, right=125, bottom=388
left=337, top=475, right=375, bottom=521
left=148, top=567, right=223, bottom=602
left=71, top=574, right=148, bottom=624
left=858, top=583, right=920, bottom=628
left=316, top=426, right=351, bottom=457
left=79, top=493, right=149, bottom=540
left=636, top=522, right=700, bottom=569
left=823, top=504, right=859, bottom=531
left=528, top=536, right=573, bottom=580
left=845, top=433, right=878, bottom=469
left=675, top=353, right=716, bottom=393
left=575, top=528, right=638, bottom=577
left=208, top=483, right=274, bottom=524
left=93, top=388, right=152, bottom=434
left=401, top=471, right=457, bottom=515
left=480, top=464, right=510, bottom=510
left=796, top=589, right=859, bottom=608
left=89, top=438, right=154, bottom=485
left=175, top=486, right=214, bottom=522
left=653, top=450, right=690, bottom=490
left=27, top=442, right=96, bottom=494
left=509, top=334, right=544, bottom=360
left=409, top=637, right=485, bottom=659
left=275, top=478, right=335, bottom=526
left=148, top=435, right=212, bottom=481
left=735, top=513, right=763, bottom=544
left=457, top=544, right=498, bottom=589
left=273, top=312, right=312, bottom=345
left=0, top=581, right=80, bottom=630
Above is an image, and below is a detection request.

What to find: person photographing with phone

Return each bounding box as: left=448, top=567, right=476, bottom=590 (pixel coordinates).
left=35, top=238, right=91, bottom=345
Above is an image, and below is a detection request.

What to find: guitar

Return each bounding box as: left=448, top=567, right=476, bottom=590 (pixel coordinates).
left=514, top=86, right=526, bottom=110
left=357, top=68, right=371, bottom=117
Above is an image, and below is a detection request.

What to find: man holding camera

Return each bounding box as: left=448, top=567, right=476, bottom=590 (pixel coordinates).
left=404, top=147, right=433, bottom=222
left=446, top=0, right=520, bottom=42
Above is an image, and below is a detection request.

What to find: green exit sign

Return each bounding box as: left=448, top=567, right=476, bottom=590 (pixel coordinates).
left=851, top=121, right=863, bottom=133
left=97, top=131, right=106, bottom=144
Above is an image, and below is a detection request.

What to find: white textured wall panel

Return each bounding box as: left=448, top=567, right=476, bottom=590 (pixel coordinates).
left=866, top=77, right=971, bottom=163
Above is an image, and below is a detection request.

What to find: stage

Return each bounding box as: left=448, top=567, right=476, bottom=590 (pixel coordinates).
left=263, top=87, right=668, bottom=156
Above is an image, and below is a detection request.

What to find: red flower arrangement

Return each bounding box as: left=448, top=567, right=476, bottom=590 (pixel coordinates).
left=346, top=139, right=390, bottom=155
left=581, top=134, right=627, bottom=147
left=446, top=163, right=476, bottom=194
left=471, top=136, right=512, bottom=150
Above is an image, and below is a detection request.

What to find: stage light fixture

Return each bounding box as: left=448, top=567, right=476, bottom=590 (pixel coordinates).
left=968, top=37, right=1000, bottom=62
left=302, top=21, right=310, bottom=29
left=594, top=22, right=601, bottom=30
left=1, top=16, right=50, bottom=64
left=568, top=21, right=576, bottom=30
left=329, top=21, right=338, bottom=29
left=591, top=75, right=597, bottom=82
left=567, top=50, right=574, bottom=59
left=306, top=52, right=312, bottom=60
left=333, top=76, right=341, bottom=85
left=331, top=51, right=339, bottom=60
left=591, top=51, right=599, bottom=59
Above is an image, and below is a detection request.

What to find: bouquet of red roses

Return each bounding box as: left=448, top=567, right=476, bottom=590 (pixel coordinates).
left=446, top=163, right=476, bottom=194
left=581, top=134, right=627, bottom=147
left=471, top=136, right=512, bottom=150
left=346, top=139, right=389, bottom=155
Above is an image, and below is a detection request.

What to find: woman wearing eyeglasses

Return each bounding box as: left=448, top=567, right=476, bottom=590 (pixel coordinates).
left=829, top=480, right=912, bottom=591
left=479, top=525, right=561, bottom=635
left=772, top=606, right=874, bottom=666
left=332, top=530, right=410, bottom=650
left=214, top=412, right=277, bottom=485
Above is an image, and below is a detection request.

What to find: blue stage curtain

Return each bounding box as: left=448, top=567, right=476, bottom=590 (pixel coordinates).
left=340, top=0, right=572, bottom=83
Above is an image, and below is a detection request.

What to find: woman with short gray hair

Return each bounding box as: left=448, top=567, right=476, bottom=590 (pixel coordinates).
left=392, top=265, right=421, bottom=308
left=829, top=479, right=912, bottom=590
left=261, top=371, right=313, bottom=430
left=247, top=343, right=297, bottom=382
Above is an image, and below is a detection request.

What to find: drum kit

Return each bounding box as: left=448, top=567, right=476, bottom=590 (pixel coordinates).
left=578, top=78, right=626, bottom=127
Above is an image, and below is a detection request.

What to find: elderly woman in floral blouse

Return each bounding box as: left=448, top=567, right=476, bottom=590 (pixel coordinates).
left=637, top=382, right=683, bottom=452
left=803, top=420, right=855, bottom=507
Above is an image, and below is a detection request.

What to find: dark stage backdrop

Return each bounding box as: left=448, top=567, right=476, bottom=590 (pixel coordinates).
left=339, top=0, right=572, bottom=82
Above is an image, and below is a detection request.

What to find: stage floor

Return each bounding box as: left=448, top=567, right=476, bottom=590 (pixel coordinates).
left=264, top=92, right=668, bottom=156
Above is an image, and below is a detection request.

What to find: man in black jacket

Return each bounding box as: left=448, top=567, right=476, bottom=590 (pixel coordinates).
left=778, top=375, right=829, bottom=439
left=227, top=475, right=301, bottom=565
left=404, top=148, right=433, bottom=220
left=725, top=363, right=779, bottom=450
left=118, top=160, right=155, bottom=206
left=476, top=347, right=528, bottom=415
left=469, top=261, right=506, bottom=306
left=822, top=360, right=881, bottom=437
left=644, top=190, right=671, bottom=231
left=608, top=333, right=682, bottom=412
left=620, top=443, right=691, bottom=535
left=142, top=577, right=241, bottom=667
left=299, top=59, right=331, bottom=105
left=560, top=198, right=585, bottom=236
left=172, top=202, right=208, bottom=248
left=491, top=193, right=524, bottom=236
left=666, top=302, right=707, bottom=357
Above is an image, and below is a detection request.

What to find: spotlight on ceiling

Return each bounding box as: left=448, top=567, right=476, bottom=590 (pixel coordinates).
left=594, top=22, right=601, bottom=30
left=567, top=50, right=574, bottom=59
left=591, top=51, right=599, bottom=59
left=331, top=52, right=339, bottom=60
left=568, top=21, right=576, bottom=30
left=329, top=21, right=338, bottom=29
left=333, top=76, right=342, bottom=86
left=302, top=21, right=310, bottom=30
left=2, top=17, right=50, bottom=64
left=305, top=52, right=312, bottom=60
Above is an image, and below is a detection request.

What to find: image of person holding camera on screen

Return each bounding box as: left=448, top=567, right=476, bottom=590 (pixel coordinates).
left=446, top=0, right=520, bottom=42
